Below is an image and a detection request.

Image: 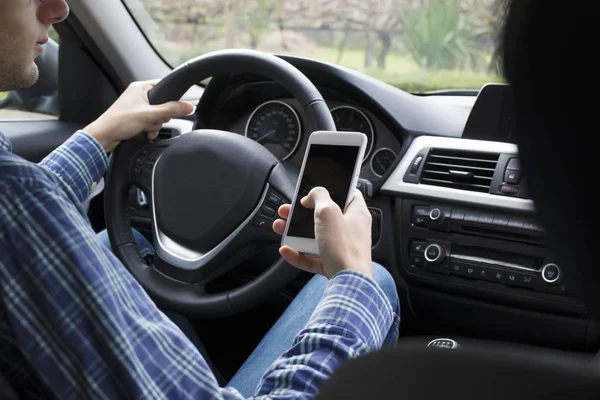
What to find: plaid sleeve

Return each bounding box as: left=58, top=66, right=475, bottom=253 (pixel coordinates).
left=0, top=175, right=244, bottom=399
left=252, top=270, right=394, bottom=397
left=38, top=130, right=108, bottom=206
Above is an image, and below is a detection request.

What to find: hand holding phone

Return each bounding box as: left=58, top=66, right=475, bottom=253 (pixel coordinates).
left=273, top=187, right=373, bottom=279
left=277, top=130, right=372, bottom=278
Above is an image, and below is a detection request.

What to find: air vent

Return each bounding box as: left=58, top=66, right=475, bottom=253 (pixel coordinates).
left=155, top=127, right=176, bottom=140
left=420, top=148, right=499, bottom=193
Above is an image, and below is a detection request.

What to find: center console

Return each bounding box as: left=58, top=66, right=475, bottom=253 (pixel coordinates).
left=380, top=135, right=596, bottom=350
left=404, top=201, right=567, bottom=297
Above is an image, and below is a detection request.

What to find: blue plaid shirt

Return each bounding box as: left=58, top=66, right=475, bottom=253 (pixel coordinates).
left=0, top=130, right=396, bottom=399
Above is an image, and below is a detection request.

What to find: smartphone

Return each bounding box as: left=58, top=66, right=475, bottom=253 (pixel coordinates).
left=281, top=130, right=368, bottom=255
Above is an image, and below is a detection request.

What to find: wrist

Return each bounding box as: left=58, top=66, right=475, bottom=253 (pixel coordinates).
left=83, top=121, right=118, bottom=152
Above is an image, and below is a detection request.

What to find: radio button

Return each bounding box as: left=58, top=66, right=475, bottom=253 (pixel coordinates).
left=464, top=211, right=479, bottom=222
left=478, top=213, right=494, bottom=224
left=507, top=217, right=524, bottom=228
left=413, top=206, right=430, bottom=216
left=492, top=215, right=510, bottom=226
left=451, top=209, right=465, bottom=220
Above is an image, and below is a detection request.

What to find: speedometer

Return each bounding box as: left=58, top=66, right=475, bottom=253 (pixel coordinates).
left=331, top=105, right=375, bottom=161
left=245, top=100, right=302, bottom=160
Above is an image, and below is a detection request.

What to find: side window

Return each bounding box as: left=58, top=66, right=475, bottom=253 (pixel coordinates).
left=0, top=27, right=60, bottom=121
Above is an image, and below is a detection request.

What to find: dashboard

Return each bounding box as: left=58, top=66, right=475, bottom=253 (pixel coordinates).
left=224, top=98, right=403, bottom=181
left=127, top=56, right=598, bottom=353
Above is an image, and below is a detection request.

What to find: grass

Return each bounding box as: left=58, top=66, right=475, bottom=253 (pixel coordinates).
left=156, top=43, right=503, bottom=92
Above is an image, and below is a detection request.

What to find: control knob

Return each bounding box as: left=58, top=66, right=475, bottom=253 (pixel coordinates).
left=424, top=244, right=445, bottom=264
left=429, top=208, right=445, bottom=225
left=541, top=263, right=561, bottom=284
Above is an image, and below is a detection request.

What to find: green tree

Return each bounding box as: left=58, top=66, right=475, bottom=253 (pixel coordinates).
left=400, top=0, right=491, bottom=70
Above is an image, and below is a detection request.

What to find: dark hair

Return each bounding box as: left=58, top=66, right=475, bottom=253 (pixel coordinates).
left=499, top=0, right=599, bottom=315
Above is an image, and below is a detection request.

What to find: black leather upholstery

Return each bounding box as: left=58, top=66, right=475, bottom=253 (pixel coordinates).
left=317, top=339, right=600, bottom=399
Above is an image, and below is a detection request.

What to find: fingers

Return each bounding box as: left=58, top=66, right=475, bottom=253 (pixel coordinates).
left=272, top=219, right=286, bottom=235
left=279, top=246, right=324, bottom=275
left=345, top=189, right=367, bottom=213
left=278, top=204, right=291, bottom=219
left=151, top=101, right=195, bottom=120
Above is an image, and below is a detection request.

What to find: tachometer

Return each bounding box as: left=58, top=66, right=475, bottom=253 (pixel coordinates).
left=331, top=105, right=375, bottom=160
left=245, top=100, right=302, bottom=160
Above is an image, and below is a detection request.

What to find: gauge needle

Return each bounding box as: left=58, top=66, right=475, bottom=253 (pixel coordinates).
left=256, top=130, right=277, bottom=143
left=377, top=158, right=385, bottom=169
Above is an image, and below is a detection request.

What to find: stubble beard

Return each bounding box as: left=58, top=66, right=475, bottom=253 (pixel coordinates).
left=0, top=37, right=40, bottom=92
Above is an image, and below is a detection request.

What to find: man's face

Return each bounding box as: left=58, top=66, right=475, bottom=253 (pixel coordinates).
left=0, top=0, right=69, bottom=91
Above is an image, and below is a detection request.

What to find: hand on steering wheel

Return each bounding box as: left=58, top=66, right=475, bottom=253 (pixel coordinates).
left=105, top=49, right=337, bottom=318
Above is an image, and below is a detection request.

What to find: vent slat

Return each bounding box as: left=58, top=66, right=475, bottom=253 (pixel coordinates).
left=423, top=170, right=493, bottom=180
left=419, top=148, right=499, bottom=193
left=425, top=161, right=496, bottom=172
left=429, top=154, right=497, bottom=164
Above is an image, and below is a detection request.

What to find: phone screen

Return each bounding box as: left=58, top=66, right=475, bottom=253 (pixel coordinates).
left=286, top=144, right=360, bottom=239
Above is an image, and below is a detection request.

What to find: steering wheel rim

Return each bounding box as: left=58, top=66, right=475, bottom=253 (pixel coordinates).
left=104, top=49, right=336, bottom=318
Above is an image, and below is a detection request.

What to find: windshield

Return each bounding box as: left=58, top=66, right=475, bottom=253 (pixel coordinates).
left=123, top=0, right=504, bottom=92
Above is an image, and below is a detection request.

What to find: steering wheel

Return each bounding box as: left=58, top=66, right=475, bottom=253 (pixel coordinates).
left=104, top=49, right=336, bottom=318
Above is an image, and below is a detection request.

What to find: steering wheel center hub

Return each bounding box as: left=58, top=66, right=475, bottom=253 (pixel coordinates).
left=153, top=130, right=277, bottom=252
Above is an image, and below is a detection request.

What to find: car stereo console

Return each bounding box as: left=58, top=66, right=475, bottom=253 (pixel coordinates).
left=404, top=201, right=565, bottom=296
left=382, top=136, right=576, bottom=305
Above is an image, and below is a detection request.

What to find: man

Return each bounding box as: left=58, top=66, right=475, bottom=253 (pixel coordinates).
left=0, top=0, right=399, bottom=398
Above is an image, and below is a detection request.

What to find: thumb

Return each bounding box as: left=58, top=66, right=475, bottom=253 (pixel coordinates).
left=301, top=186, right=334, bottom=209
left=150, top=101, right=195, bottom=120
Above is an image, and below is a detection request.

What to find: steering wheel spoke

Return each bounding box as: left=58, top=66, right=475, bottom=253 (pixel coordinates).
left=151, top=183, right=285, bottom=283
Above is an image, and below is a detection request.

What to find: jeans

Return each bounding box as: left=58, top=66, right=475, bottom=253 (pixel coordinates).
left=97, top=229, right=400, bottom=397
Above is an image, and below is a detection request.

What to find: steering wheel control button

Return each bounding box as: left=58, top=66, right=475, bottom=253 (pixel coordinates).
left=542, top=263, right=561, bottom=284
left=267, top=193, right=280, bottom=206
left=253, top=218, right=271, bottom=230
left=506, top=157, right=521, bottom=171
left=427, top=338, right=460, bottom=349
left=424, top=244, right=444, bottom=264
left=262, top=206, right=276, bottom=218
left=504, top=169, right=521, bottom=184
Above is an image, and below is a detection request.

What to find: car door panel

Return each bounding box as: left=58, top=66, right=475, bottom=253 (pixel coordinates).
left=0, top=120, right=84, bottom=162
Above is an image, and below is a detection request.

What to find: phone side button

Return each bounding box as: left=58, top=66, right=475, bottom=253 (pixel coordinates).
left=253, top=218, right=273, bottom=229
